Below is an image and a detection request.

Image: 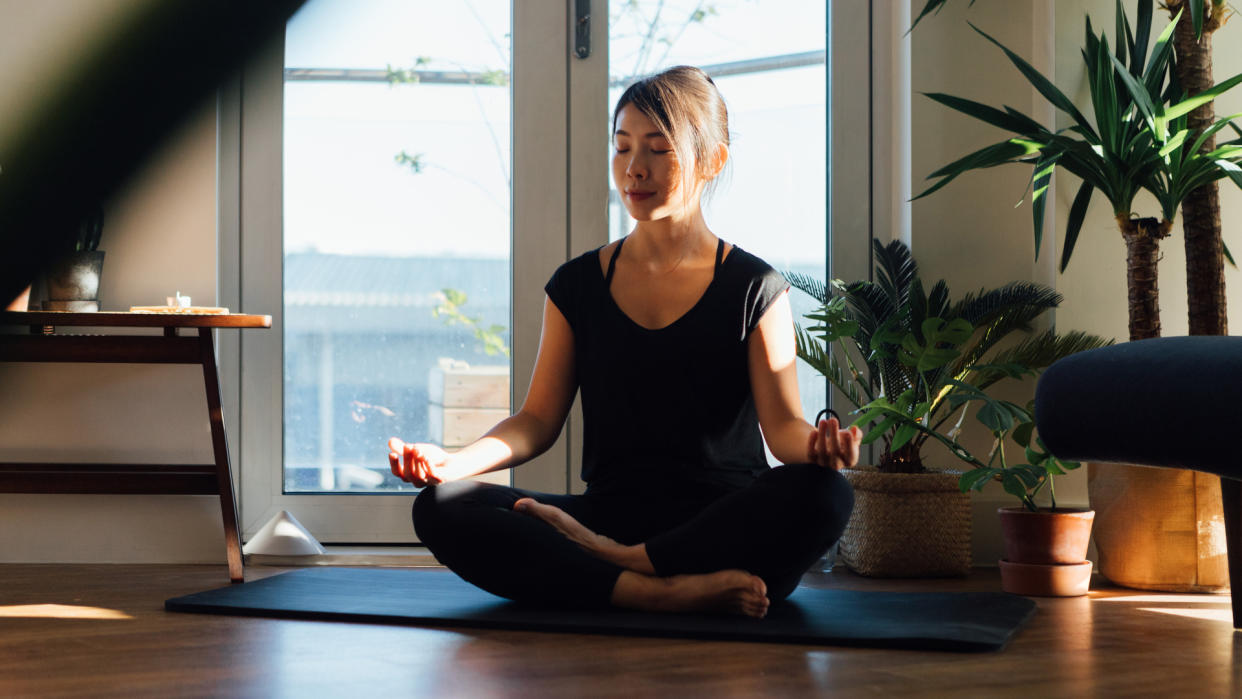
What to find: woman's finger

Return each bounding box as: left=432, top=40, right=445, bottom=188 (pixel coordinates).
left=816, top=419, right=831, bottom=466
left=389, top=451, right=400, bottom=478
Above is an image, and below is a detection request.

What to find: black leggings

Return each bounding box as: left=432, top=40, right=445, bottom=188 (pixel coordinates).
left=412, top=463, right=854, bottom=608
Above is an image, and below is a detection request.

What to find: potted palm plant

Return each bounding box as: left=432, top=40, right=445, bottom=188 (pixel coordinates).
left=788, top=239, right=1110, bottom=577
left=916, top=2, right=1242, bottom=592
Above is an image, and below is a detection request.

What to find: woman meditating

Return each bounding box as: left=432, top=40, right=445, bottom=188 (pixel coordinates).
left=388, top=66, right=860, bottom=619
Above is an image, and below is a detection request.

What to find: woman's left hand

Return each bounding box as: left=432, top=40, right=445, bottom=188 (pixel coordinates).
left=807, top=416, right=862, bottom=471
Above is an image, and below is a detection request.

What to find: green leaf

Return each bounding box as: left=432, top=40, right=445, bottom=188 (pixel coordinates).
left=1012, top=420, right=1035, bottom=448
left=923, top=93, right=1046, bottom=135
left=1108, top=53, right=1158, bottom=133
left=1061, top=180, right=1094, bottom=272
left=892, top=423, right=919, bottom=451
left=1217, top=159, right=1242, bottom=190
left=1190, top=0, right=1204, bottom=39
left=1187, top=114, right=1242, bottom=157
left=970, top=23, right=1096, bottom=137
left=1164, top=72, right=1242, bottom=123
left=1159, top=129, right=1189, bottom=158
left=916, top=140, right=1043, bottom=201
left=1002, top=472, right=1029, bottom=500
left=1131, top=0, right=1152, bottom=78
left=909, top=0, right=952, bottom=33
left=959, top=468, right=996, bottom=493
left=1143, top=9, right=1180, bottom=89
left=1030, top=154, right=1059, bottom=257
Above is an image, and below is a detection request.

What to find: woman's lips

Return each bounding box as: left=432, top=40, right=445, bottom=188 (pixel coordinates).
left=626, top=190, right=654, bottom=200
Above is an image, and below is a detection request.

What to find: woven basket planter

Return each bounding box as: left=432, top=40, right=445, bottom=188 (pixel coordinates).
left=838, top=465, right=972, bottom=577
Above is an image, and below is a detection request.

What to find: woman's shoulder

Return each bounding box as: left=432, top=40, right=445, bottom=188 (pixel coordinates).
left=545, top=245, right=606, bottom=302
left=723, top=244, right=783, bottom=282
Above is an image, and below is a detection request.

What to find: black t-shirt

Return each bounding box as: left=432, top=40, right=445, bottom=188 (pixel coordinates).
left=544, top=238, right=790, bottom=496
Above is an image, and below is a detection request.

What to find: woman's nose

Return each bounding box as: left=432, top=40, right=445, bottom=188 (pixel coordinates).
left=625, top=154, right=647, bottom=178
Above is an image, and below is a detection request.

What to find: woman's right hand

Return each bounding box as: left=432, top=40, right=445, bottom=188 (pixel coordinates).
left=387, top=437, right=451, bottom=487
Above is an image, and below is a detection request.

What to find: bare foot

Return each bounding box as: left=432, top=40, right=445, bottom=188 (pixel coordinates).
left=611, top=569, right=770, bottom=619
left=514, top=498, right=655, bottom=572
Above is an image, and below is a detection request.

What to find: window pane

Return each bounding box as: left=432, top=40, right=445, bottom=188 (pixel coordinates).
left=283, top=0, right=512, bottom=493
left=607, top=1, right=828, bottom=442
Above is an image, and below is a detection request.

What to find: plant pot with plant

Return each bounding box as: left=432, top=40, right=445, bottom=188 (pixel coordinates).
left=43, top=203, right=105, bottom=312
left=949, top=405, right=1096, bottom=596
left=789, top=239, right=1111, bottom=577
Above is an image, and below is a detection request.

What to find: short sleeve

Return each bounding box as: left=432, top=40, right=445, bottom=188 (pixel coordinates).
left=544, top=258, right=580, bottom=330
left=744, top=262, right=791, bottom=336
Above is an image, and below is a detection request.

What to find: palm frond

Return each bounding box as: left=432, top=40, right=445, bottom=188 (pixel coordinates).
left=784, top=272, right=829, bottom=304
left=966, top=330, right=1115, bottom=391
left=795, top=324, right=868, bottom=409
left=949, top=282, right=1062, bottom=327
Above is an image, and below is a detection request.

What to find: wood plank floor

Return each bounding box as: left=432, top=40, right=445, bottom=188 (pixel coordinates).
left=1, top=563, right=1238, bottom=697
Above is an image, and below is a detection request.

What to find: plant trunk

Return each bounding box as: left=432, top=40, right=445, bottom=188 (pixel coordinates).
left=1170, top=0, right=1229, bottom=336
left=879, top=440, right=924, bottom=474
left=1116, top=215, right=1171, bottom=342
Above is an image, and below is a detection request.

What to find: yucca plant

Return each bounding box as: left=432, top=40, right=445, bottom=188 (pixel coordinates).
left=915, top=3, right=1242, bottom=342
left=788, top=239, right=1111, bottom=475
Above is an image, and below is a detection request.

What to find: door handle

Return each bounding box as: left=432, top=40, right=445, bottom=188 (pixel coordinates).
left=574, top=0, right=591, bottom=59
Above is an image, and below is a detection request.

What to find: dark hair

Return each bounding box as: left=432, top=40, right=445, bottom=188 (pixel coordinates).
left=612, top=65, right=731, bottom=199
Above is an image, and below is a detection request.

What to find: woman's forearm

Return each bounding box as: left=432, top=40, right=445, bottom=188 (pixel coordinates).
left=439, top=411, right=562, bottom=481
left=766, top=418, right=816, bottom=466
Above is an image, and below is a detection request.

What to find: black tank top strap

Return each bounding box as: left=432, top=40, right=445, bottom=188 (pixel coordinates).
left=605, top=237, right=624, bottom=288
left=714, top=237, right=724, bottom=271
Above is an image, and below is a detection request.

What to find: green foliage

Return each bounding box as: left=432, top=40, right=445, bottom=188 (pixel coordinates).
left=788, top=239, right=1112, bottom=475
left=955, top=400, right=1084, bottom=512
left=433, top=288, right=510, bottom=358
left=915, top=2, right=1242, bottom=272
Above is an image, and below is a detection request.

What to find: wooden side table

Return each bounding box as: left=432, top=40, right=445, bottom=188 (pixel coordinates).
left=0, top=311, right=271, bottom=582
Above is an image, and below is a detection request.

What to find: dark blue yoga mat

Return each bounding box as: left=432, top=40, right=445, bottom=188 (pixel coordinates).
left=165, top=567, right=1036, bottom=652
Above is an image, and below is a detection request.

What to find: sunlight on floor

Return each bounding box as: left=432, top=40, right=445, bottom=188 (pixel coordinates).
left=1135, top=607, right=1235, bottom=623
left=0, top=604, right=133, bottom=620
left=1093, top=594, right=1230, bottom=605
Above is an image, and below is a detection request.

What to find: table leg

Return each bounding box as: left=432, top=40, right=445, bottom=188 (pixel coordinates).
left=199, top=327, right=244, bottom=583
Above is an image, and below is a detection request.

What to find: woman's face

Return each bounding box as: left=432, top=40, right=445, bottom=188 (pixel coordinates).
left=612, top=104, right=698, bottom=222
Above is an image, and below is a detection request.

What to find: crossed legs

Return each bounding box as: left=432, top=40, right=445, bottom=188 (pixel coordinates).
left=413, top=463, right=853, bottom=618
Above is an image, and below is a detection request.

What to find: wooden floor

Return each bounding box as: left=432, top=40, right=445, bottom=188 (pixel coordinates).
left=1, top=564, right=1238, bottom=698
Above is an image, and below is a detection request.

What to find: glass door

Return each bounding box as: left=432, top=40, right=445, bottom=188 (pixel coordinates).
left=281, top=1, right=513, bottom=496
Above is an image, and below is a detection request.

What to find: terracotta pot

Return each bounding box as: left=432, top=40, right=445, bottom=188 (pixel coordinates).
left=999, top=559, right=1093, bottom=597
left=5, top=285, right=31, bottom=311
left=998, top=507, right=1094, bottom=565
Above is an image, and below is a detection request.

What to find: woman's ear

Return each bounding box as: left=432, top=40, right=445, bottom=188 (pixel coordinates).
left=707, top=143, right=729, bottom=179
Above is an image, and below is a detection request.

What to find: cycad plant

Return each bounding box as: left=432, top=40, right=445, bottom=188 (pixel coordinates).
left=788, top=239, right=1111, bottom=475
left=915, top=3, right=1242, bottom=342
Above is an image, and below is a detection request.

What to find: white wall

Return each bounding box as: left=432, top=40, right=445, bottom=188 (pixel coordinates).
left=0, top=1, right=225, bottom=563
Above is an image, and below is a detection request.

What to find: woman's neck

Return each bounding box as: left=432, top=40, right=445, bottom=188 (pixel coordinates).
left=627, top=209, right=715, bottom=270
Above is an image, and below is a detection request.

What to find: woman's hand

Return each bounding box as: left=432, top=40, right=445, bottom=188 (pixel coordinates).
left=388, top=437, right=451, bottom=487
left=806, top=417, right=862, bottom=472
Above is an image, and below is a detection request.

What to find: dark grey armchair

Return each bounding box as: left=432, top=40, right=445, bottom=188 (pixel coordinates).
left=1034, top=336, right=1242, bottom=626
